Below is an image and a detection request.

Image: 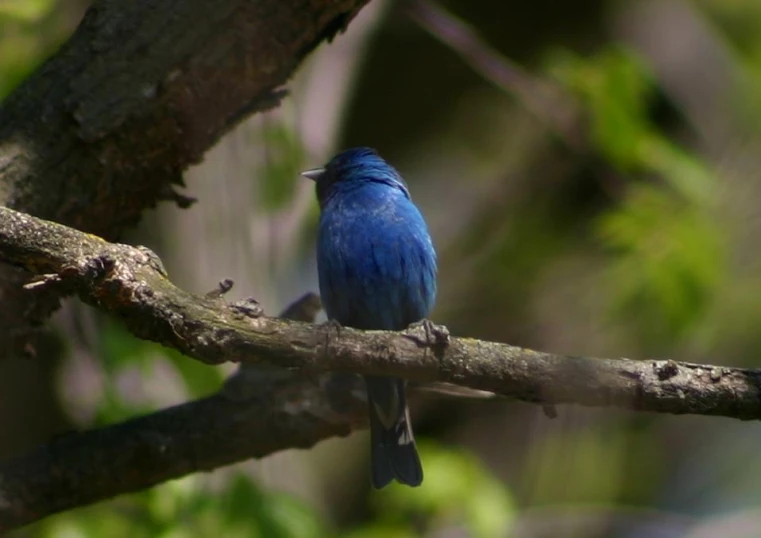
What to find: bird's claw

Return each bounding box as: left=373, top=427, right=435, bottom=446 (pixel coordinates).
left=405, top=319, right=449, bottom=351
left=322, top=318, right=343, bottom=348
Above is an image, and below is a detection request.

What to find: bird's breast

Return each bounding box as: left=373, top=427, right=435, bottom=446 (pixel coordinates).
left=317, top=195, right=437, bottom=331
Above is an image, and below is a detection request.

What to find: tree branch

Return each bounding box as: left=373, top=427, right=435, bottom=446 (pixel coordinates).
left=1, top=0, right=367, bottom=232
left=406, top=0, right=582, bottom=150
left=0, top=293, right=368, bottom=532
left=0, top=0, right=369, bottom=355
left=3, top=204, right=761, bottom=416
left=3, top=204, right=761, bottom=528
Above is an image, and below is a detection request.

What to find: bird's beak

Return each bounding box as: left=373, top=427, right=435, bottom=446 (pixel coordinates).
left=300, top=168, right=325, bottom=181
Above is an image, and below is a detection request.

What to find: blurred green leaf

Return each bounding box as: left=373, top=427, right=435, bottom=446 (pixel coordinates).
left=531, top=428, right=625, bottom=504
left=99, top=320, right=153, bottom=375
left=466, top=476, right=515, bottom=538
left=598, top=185, right=723, bottom=344
left=0, top=30, right=45, bottom=99
left=27, top=473, right=328, bottom=538
left=262, top=491, right=327, bottom=538
left=0, top=0, right=62, bottom=100
left=343, top=524, right=417, bottom=538
left=93, top=320, right=224, bottom=424
left=162, top=346, right=226, bottom=398
left=637, top=135, right=715, bottom=205
left=258, top=122, right=306, bottom=212
left=549, top=46, right=653, bottom=171
left=366, top=441, right=515, bottom=538
left=0, top=0, right=55, bottom=22
left=550, top=46, right=716, bottom=198
left=549, top=44, right=724, bottom=345
left=146, top=475, right=199, bottom=526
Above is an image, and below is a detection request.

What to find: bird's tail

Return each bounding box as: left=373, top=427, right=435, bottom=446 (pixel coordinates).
left=364, top=375, right=423, bottom=489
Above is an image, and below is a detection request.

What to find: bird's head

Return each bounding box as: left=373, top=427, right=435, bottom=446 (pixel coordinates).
left=302, top=147, right=409, bottom=206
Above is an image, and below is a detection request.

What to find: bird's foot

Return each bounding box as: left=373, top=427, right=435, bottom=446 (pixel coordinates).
left=321, top=318, right=343, bottom=348
left=405, top=319, right=450, bottom=354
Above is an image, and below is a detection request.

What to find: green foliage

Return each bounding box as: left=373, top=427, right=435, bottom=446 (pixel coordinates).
left=25, top=474, right=327, bottom=538
left=258, top=121, right=307, bottom=212
left=349, top=442, right=516, bottom=538
left=550, top=46, right=724, bottom=345
left=26, top=436, right=511, bottom=538
left=0, top=0, right=60, bottom=100
left=551, top=47, right=654, bottom=172
left=550, top=46, right=714, bottom=201
left=598, top=185, right=723, bottom=343
left=19, top=317, right=324, bottom=538
left=527, top=424, right=664, bottom=506
left=0, top=30, right=43, bottom=99
left=93, top=320, right=225, bottom=424
left=0, top=0, right=56, bottom=22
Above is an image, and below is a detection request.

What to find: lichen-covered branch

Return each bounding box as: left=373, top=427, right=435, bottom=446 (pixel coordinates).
left=2, top=204, right=761, bottom=418
left=2, top=204, right=761, bottom=528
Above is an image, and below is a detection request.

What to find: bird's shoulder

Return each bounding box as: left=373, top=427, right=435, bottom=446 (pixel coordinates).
left=321, top=193, right=432, bottom=257
left=320, top=182, right=420, bottom=228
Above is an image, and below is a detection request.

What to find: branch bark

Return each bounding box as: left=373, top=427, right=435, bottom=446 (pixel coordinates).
left=2, top=204, right=760, bottom=416
left=0, top=0, right=369, bottom=355
left=2, top=205, right=761, bottom=528
left=0, top=293, right=369, bottom=532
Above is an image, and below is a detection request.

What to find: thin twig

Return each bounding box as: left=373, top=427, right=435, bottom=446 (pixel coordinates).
left=406, top=0, right=584, bottom=149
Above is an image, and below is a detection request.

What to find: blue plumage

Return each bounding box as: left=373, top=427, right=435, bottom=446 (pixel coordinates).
left=304, top=147, right=437, bottom=488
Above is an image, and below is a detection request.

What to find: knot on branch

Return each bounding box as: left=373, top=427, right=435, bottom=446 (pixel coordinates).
left=229, top=297, right=264, bottom=319
left=654, top=360, right=679, bottom=381
left=134, top=246, right=168, bottom=277
left=23, top=253, right=115, bottom=294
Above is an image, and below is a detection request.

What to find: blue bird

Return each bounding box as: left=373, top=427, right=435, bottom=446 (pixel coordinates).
left=303, top=147, right=437, bottom=488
